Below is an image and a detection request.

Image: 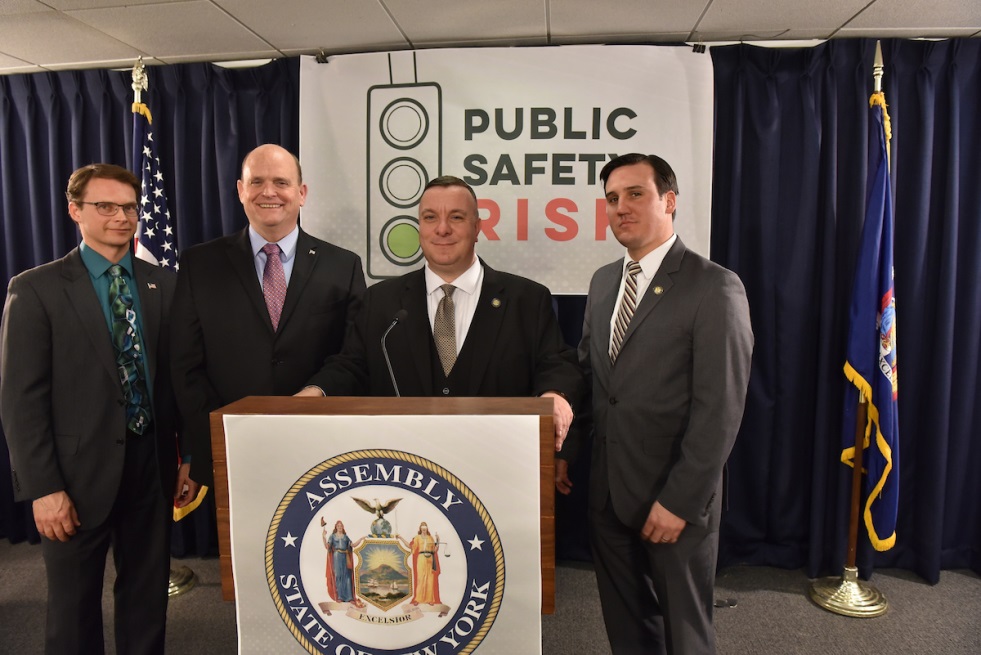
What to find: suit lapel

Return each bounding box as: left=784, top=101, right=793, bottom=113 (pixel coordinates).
left=592, top=260, right=622, bottom=377
left=61, top=249, right=120, bottom=387
left=133, top=260, right=163, bottom=382
left=462, top=264, right=507, bottom=392
left=618, top=237, right=686, bottom=352
left=279, top=229, right=317, bottom=331
left=225, top=228, right=273, bottom=331
left=399, top=270, right=434, bottom=394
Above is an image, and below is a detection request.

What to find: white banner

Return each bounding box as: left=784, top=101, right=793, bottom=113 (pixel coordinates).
left=225, top=413, right=542, bottom=654
left=299, top=45, right=714, bottom=293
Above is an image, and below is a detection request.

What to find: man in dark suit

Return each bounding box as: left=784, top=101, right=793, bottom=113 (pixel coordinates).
left=556, top=154, right=754, bottom=654
left=1, top=163, right=200, bottom=654
left=170, top=144, right=366, bottom=481
left=302, top=176, right=582, bottom=437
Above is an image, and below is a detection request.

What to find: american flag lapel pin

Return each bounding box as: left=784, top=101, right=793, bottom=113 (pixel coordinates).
left=147, top=283, right=157, bottom=290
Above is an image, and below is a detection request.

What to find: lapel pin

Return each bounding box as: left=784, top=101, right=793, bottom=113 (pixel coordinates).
left=653, top=286, right=664, bottom=295
left=308, top=249, right=316, bottom=255
left=491, top=298, right=502, bottom=308
left=147, top=283, right=157, bottom=289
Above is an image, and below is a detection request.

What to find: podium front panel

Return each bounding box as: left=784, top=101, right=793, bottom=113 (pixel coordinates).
left=219, top=405, right=545, bottom=655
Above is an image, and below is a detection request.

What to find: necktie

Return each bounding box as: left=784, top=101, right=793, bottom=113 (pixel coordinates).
left=610, top=260, right=642, bottom=363
left=262, top=243, right=287, bottom=331
left=434, top=284, right=457, bottom=376
left=108, top=265, right=152, bottom=434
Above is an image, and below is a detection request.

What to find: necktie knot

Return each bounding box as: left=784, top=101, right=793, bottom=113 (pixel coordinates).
left=262, top=243, right=281, bottom=258
left=109, top=264, right=123, bottom=279
left=626, top=260, right=642, bottom=278
left=440, top=284, right=456, bottom=299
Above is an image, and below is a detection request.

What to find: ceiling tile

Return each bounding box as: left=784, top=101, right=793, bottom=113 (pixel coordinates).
left=550, top=0, right=705, bottom=38
left=0, top=0, right=52, bottom=16
left=384, top=0, right=546, bottom=43
left=0, top=13, right=141, bottom=67
left=696, top=0, right=872, bottom=40
left=66, top=0, right=275, bottom=61
left=43, top=0, right=181, bottom=8
left=0, top=51, right=42, bottom=75
left=213, top=0, right=407, bottom=53
left=845, top=0, right=981, bottom=31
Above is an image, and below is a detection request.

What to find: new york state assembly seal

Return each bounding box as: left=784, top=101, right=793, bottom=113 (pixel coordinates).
left=267, top=449, right=505, bottom=654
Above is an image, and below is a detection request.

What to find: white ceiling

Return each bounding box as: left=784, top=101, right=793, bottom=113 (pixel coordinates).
left=1, top=0, right=978, bottom=76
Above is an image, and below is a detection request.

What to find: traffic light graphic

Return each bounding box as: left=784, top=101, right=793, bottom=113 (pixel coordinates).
left=366, top=57, right=442, bottom=279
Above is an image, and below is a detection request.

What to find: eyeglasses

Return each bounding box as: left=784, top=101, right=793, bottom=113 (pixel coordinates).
left=77, top=201, right=140, bottom=218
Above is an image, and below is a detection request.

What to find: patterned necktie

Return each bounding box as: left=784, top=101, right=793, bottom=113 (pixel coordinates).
left=610, top=260, right=642, bottom=363
left=262, top=243, right=287, bottom=331
left=434, top=284, right=457, bottom=376
left=108, top=265, right=152, bottom=434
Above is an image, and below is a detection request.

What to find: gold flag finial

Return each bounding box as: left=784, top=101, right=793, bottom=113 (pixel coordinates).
left=131, top=56, right=148, bottom=105
left=873, top=41, right=884, bottom=94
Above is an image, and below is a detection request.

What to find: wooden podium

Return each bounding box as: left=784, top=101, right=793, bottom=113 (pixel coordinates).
left=211, top=396, right=557, bottom=615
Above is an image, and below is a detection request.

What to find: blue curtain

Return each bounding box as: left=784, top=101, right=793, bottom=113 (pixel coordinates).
left=0, top=59, right=299, bottom=552
left=711, top=39, right=981, bottom=583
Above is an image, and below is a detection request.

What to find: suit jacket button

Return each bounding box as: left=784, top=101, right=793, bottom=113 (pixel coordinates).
left=442, top=387, right=450, bottom=395
left=609, top=397, right=617, bottom=405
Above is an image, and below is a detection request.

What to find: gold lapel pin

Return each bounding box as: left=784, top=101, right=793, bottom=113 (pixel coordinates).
left=491, top=298, right=502, bottom=308
left=653, top=286, right=664, bottom=295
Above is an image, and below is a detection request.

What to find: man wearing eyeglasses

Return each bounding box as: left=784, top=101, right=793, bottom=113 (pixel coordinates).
left=0, top=163, right=198, bottom=654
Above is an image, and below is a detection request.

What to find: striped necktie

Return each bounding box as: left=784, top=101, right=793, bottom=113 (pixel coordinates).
left=610, top=260, right=642, bottom=363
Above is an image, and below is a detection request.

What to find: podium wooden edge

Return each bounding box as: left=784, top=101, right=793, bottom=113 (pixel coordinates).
left=210, top=396, right=557, bottom=614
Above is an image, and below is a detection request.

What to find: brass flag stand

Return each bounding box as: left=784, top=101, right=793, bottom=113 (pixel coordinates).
left=810, top=41, right=890, bottom=618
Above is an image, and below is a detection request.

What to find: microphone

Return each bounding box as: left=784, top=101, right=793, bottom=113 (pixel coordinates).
left=381, top=309, right=408, bottom=397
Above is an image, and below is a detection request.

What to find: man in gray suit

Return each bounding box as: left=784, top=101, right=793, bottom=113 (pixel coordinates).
left=1, top=164, right=200, bottom=654
left=556, top=153, right=753, bottom=654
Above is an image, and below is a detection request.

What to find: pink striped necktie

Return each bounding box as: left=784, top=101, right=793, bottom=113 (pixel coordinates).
left=262, top=243, right=287, bottom=330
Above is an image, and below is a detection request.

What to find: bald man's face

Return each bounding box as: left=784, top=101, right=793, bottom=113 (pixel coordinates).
left=237, top=146, right=307, bottom=242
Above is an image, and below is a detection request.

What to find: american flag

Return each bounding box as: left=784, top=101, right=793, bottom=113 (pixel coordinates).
left=133, top=103, right=178, bottom=270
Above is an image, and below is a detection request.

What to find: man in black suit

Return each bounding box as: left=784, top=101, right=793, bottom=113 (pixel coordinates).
left=556, top=154, right=754, bottom=654
left=170, top=144, right=366, bottom=481
left=301, top=176, right=582, bottom=437
left=1, top=163, right=199, bottom=654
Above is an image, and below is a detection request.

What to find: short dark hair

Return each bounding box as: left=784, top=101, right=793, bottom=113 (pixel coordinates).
left=423, top=175, right=478, bottom=206
left=65, top=164, right=140, bottom=204
left=600, top=153, right=680, bottom=198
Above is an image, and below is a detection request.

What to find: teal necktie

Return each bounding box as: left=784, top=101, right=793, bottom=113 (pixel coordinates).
left=108, top=265, right=152, bottom=434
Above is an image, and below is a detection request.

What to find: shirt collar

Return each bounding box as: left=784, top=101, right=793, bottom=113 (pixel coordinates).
left=628, top=233, right=677, bottom=278
left=79, top=241, right=134, bottom=278
left=425, top=255, right=481, bottom=296
left=249, top=225, right=300, bottom=261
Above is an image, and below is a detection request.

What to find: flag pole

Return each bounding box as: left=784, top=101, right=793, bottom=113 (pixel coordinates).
left=131, top=57, right=198, bottom=597
left=809, top=41, right=890, bottom=618
left=810, top=395, right=888, bottom=616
